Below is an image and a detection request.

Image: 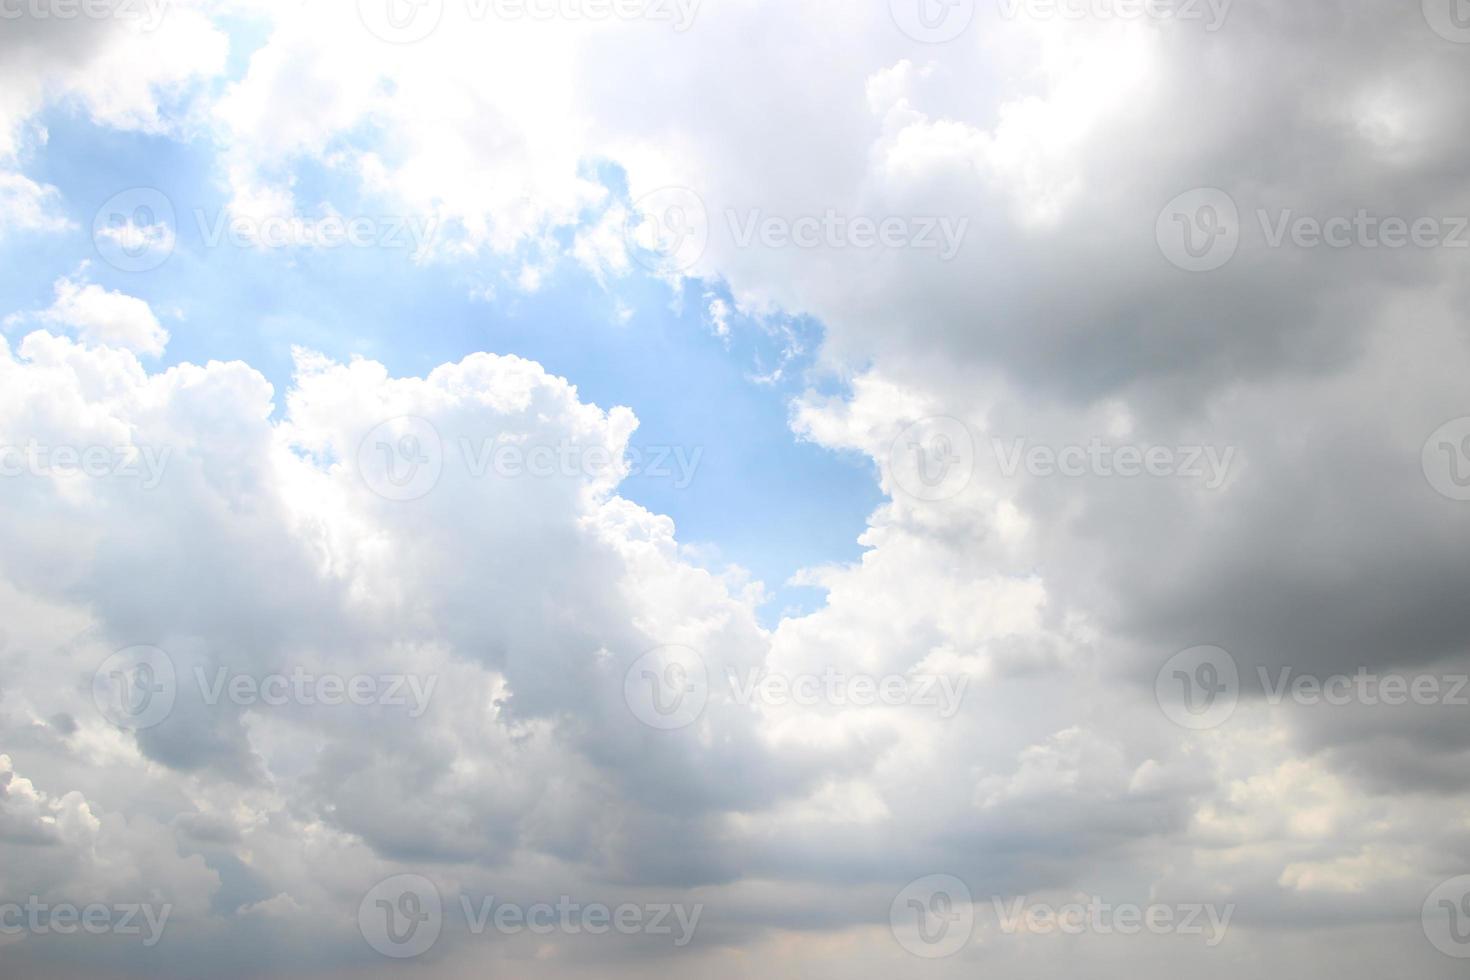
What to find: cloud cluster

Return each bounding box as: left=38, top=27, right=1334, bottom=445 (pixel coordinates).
left=2, top=1, right=1470, bottom=976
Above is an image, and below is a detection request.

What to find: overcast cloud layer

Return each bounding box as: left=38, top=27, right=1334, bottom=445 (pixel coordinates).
left=2, top=0, right=1470, bottom=976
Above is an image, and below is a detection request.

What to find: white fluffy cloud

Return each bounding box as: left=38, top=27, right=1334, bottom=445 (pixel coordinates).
left=0, top=171, right=71, bottom=235
left=12, top=272, right=171, bottom=355
left=0, top=2, right=225, bottom=158
left=1, top=321, right=1464, bottom=976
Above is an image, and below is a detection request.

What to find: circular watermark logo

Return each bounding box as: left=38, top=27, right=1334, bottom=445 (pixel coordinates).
left=1423, top=875, right=1470, bottom=958
left=357, top=416, right=444, bottom=502
left=889, top=0, right=975, bottom=43
left=1423, top=0, right=1470, bottom=42
left=889, top=416, right=975, bottom=502
left=357, top=0, right=444, bottom=42
left=359, top=874, right=443, bottom=958
left=1157, top=188, right=1239, bottom=272
left=92, top=646, right=177, bottom=730
left=625, top=186, right=708, bottom=274
left=1422, top=417, right=1470, bottom=502
left=623, top=645, right=708, bottom=730
left=1156, top=645, right=1239, bottom=730
left=890, top=874, right=974, bottom=958
left=93, top=188, right=176, bottom=273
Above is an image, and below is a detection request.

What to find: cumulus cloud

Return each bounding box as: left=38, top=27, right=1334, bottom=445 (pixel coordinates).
left=12, top=272, right=171, bottom=355
left=0, top=324, right=1462, bottom=975
left=0, top=171, right=72, bottom=235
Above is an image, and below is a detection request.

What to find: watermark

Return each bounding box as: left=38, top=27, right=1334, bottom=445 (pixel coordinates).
left=1424, top=875, right=1470, bottom=958
left=1159, top=188, right=1470, bottom=271
left=93, top=646, right=177, bottom=731
left=625, top=186, right=708, bottom=275
left=194, top=210, right=438, bottom=254
left=358, top=417, right=444, bottom=502
left=889, top=0, right=975, bottom=43
left=92, top=188, right=439, bottom=272
left=1256, top=209, right=1470, bottom=251
left=992, top=896, right=1233, bottom=945
left=357, top=0, right=699, bottom=43
left=0, top=0, right=167, bottom=31
left=890, top=874, right=974, bottom=958
left=1157, top=646, right=1469, bottom=729
left=889, top=422, right=1235, bottom=500
left=623, top=191, right=969, bottom=273
left=1260, top=667, right=1469, bottom=708
left=1423, top=0, right=1470, bottom=43
left=194, top=667, right=438, bottom=718
left=356, top=416, right=703, bottom=502
left=359, top=875, right=442, bottom=959
left=726, top=210, right=969, bottom=261
left=93, top=188, right=176, bottom=273
left=1156, top=188, right=1239, bottom=272
left=1155, top=645, right=1239, bottom=730
left=725, top=667, right=969, bottom=718
left=459, top=895, right=701, bottom=945
left=93, top=648, right=438, bottom=729
left=461, top=438, right=702, bottom=488
left=997, top=0, right=1229, bottom=29
left=0, top=899, right=171, bottom=946
left=624, top=645, right=708, bottom=730
left=992, top=437, right=1236, bottom=489
left=889, top=416, right=976, bottom=502
left=0, top=442, right=171, bottom=489
left=623, top=647, right=969, bottom=730
left=1423, top=417, right=1470, bottom=501
left=358, top=875, right=702, bottom=959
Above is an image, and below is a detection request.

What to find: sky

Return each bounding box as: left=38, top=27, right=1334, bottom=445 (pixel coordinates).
left=1, top=111, right=882, bottom=623
left=2, top=0, right=1470, bottom=977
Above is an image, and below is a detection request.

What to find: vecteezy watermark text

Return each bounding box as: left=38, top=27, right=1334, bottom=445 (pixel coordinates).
left=0, top=898, right=171, bottom=946
left=0, top=0, right=168, bottom=30
left=1259, top=667, right=1470, bottom=707
left=93, top=647, right=438, bottom=730
left=724, top=667, right=969, bottom=718
left=460, top=438, right=701, bottom=487
left=888, top=875, right=1233, bottom=960
left=458, top=895, right=701, bottom=945
left=886, top=418, right=1239, bottom=503
left=992, top=437, right=1236, bottom=489
left=622, top=188, right=971, bottom=274
left=725, top=210, right=969, bottom=261
left=194, top=667, right=438, bottom=718
left=991, top=895, right=1234, bottom=946
left=357, top=416, right=704, bottom=502
left=622, top=645, right=971, bottom=730
left=194, top=210, right=439, bottom=253
left=1158, top=188, right=1470, bottom=271
left=357, top=874, right=702, bottom=959
left=1156, top=645, right=1470, bottom=730
left=0, top=442, right=170, bottom=488
left=92, top=187, right=440, bottom=272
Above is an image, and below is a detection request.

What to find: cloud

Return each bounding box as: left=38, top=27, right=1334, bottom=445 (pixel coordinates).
left=3, top=2, right=1470, bottom=976
left=0, top=327, right=1462, bottom=975
left=0, top=171, right=72, bottom=235
left=18, top=272, right=171, bottom=356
